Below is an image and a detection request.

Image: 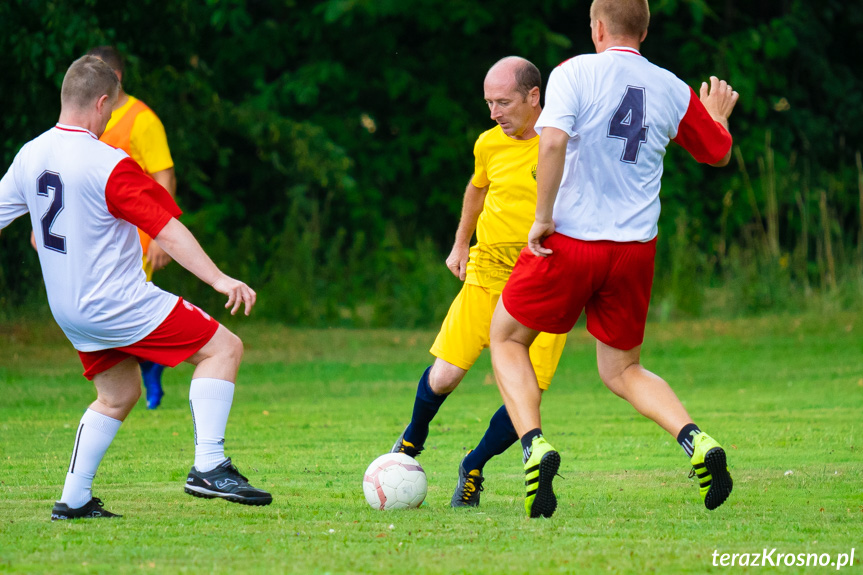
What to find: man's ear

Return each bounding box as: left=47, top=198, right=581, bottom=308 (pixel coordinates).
left=593, top=18, right=605, bottom=42
left=96, top=94, right=110, bottom=114
left=529, top=86, right=541, bottom=107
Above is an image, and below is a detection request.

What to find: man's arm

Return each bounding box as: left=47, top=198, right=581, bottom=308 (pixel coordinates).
left=699, top=76, right=739, bottom=167
left=151, top=167, right=176, bottom=198
left=674, top=77, right=739, bottom=168
left=146, top=167, right=177, bottom=271
left=0, top=165, right=29, bottom=236
left=446, top=179, right=488, bottom=281
left=103, top=159, right=253, bottom=315
left=153, top=218, right=256, bottom=315
left=528, top=127, right=569, bottom=257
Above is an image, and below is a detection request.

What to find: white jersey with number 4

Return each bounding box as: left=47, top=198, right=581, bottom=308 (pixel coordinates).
left=0, top=124, right=181, bottom=351
left=536, top=47, right=732, bottom=242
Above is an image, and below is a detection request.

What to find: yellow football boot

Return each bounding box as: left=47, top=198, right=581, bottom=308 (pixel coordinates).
left=690, top=433, right=733, bottom=510
left=524, top=437, right=560, bottom=518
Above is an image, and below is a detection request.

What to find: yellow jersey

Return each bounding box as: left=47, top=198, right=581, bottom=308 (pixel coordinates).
left=100, top=96, right=174, bottom=274
left=464, top=126, right=538, bottom=293
left=101, top=95, right=173, bottom=175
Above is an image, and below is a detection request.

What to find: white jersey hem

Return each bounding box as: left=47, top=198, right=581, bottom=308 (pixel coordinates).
left=70, top=293, right=180, bottom=352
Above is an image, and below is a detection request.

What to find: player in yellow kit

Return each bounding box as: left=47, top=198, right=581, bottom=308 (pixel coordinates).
left=391, top=56, right=567, bottom=507
left=89, top=46, right=177, bottom=409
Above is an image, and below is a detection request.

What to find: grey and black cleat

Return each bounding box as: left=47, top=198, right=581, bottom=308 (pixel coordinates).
left=184, top=458, right=273, bottom=506
left=51, top=497, right=121, bottom=520
left=391, top=427, right=423, bottom=458
left=451, top=456, right=484, bottom=508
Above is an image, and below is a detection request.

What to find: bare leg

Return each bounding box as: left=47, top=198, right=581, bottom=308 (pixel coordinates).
left=183, top=324, right=244, bottom=472
left=57, top=358, right=141, bottom=511
left=179, top=324, right=271, bottom=503
left=489, top=298, right=541, bottom=437
left=428, top=357, right=468, bottom=394
left=186, top=324, right=244, bottom=380
left=595, top=340, right=692, bottom=436
left=397, top=357, right=467, bottom=452
left=90, top=357, right=143, bottom=421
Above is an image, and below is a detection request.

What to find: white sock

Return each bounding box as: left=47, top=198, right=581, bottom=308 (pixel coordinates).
left=189, top=378, right=235, bottom=472
left=59, top=409, right=122, bottom=509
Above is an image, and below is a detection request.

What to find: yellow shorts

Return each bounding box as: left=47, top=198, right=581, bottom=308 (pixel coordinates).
left=430, top=282, right=566, bottom=389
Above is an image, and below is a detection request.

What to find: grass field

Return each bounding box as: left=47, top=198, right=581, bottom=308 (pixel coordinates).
left=1, top=311, right=861, bottom=574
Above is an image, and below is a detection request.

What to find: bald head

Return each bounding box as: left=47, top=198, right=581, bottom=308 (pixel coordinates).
left=486, top=56, right=542, bottom=101
left=61, top=55, right=120, bottom=112
left=483, top=56, right=542, bottom=140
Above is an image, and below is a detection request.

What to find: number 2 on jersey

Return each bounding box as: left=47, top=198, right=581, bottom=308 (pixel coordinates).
left=607, top=85, right=649, bottom=164
left=37, top=171, right=67, bottom=253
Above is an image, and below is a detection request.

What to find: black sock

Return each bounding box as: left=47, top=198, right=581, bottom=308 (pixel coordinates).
left=520, top=428, right=543, bottom=463
left=677, top=423, right=701, bottom=457
left=403, top=366, right=448, bottom=448
left=463, top=405, right=518, bottom=472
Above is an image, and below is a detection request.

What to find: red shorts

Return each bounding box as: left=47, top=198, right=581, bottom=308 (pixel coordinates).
left=502, top=233, right=656, bottom=350
left=78, top=298, right=220, bottom=380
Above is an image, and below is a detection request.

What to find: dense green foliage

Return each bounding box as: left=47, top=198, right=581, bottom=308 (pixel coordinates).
left=1, top=1, right=861, bottom=325
left=1, top=313, right=862, bottom=573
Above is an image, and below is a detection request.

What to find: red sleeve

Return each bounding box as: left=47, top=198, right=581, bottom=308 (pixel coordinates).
left=672, top=87, right=733, bottom=164
left=105, top=157, right=182, bottom=238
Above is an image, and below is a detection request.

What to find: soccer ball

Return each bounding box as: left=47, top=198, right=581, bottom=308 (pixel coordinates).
left=363, top=453, right=427, bottom=510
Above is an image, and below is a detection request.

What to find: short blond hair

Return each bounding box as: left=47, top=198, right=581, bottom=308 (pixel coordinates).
left=60, top=55, right=120, bottom=111
left=590, top=0, right=650, bottom=38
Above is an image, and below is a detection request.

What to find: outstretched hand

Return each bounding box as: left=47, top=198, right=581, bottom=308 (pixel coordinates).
left=527, top=219, right=555, bottom=257
left=212, top=275, right=257, bottom=316
left=700, top=76, right=739, bottom=128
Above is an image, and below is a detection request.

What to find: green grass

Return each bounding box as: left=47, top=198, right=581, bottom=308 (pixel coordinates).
left=1, top=312, right=862, bottom=574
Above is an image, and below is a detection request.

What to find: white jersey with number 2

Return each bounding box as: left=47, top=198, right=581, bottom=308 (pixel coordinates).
left=0, top=124, right=181, bottom=351
left=536, top=47, right=732, bottom=242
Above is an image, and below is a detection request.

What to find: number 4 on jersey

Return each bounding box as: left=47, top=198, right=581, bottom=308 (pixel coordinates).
left=608, top=85, right=649, bottom=164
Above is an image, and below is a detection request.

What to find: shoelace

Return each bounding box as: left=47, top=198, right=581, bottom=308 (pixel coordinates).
left=461, top=475, right=484, bottom=501
left=688, top=468, right=696, bottom=479
left=229, top=465, right=250, bottom=482
left=221, top=460, right=250, bottom=482
left=91, top=497, right=106, bottom=508
left=397, top=442, right=423, bottom=457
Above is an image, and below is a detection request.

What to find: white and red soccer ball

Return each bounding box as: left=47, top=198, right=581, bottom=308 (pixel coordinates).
left=363, top=453, right=427, bottom=510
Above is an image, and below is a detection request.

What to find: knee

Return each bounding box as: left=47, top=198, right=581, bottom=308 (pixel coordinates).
left=597, top=364, right=614, bottom=388
left=125, top=382, right=142, bottom=406
left=226, top=332, right=244, bottom=362
left=600, top=373, right=625, bottom=398
left=99, top=384, right=141, bottom=412
left=210, top=328, right=244, bottom=362
left=429, top=362, right=465, bottom=395
left=598, top=362, right=636, bottom=398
